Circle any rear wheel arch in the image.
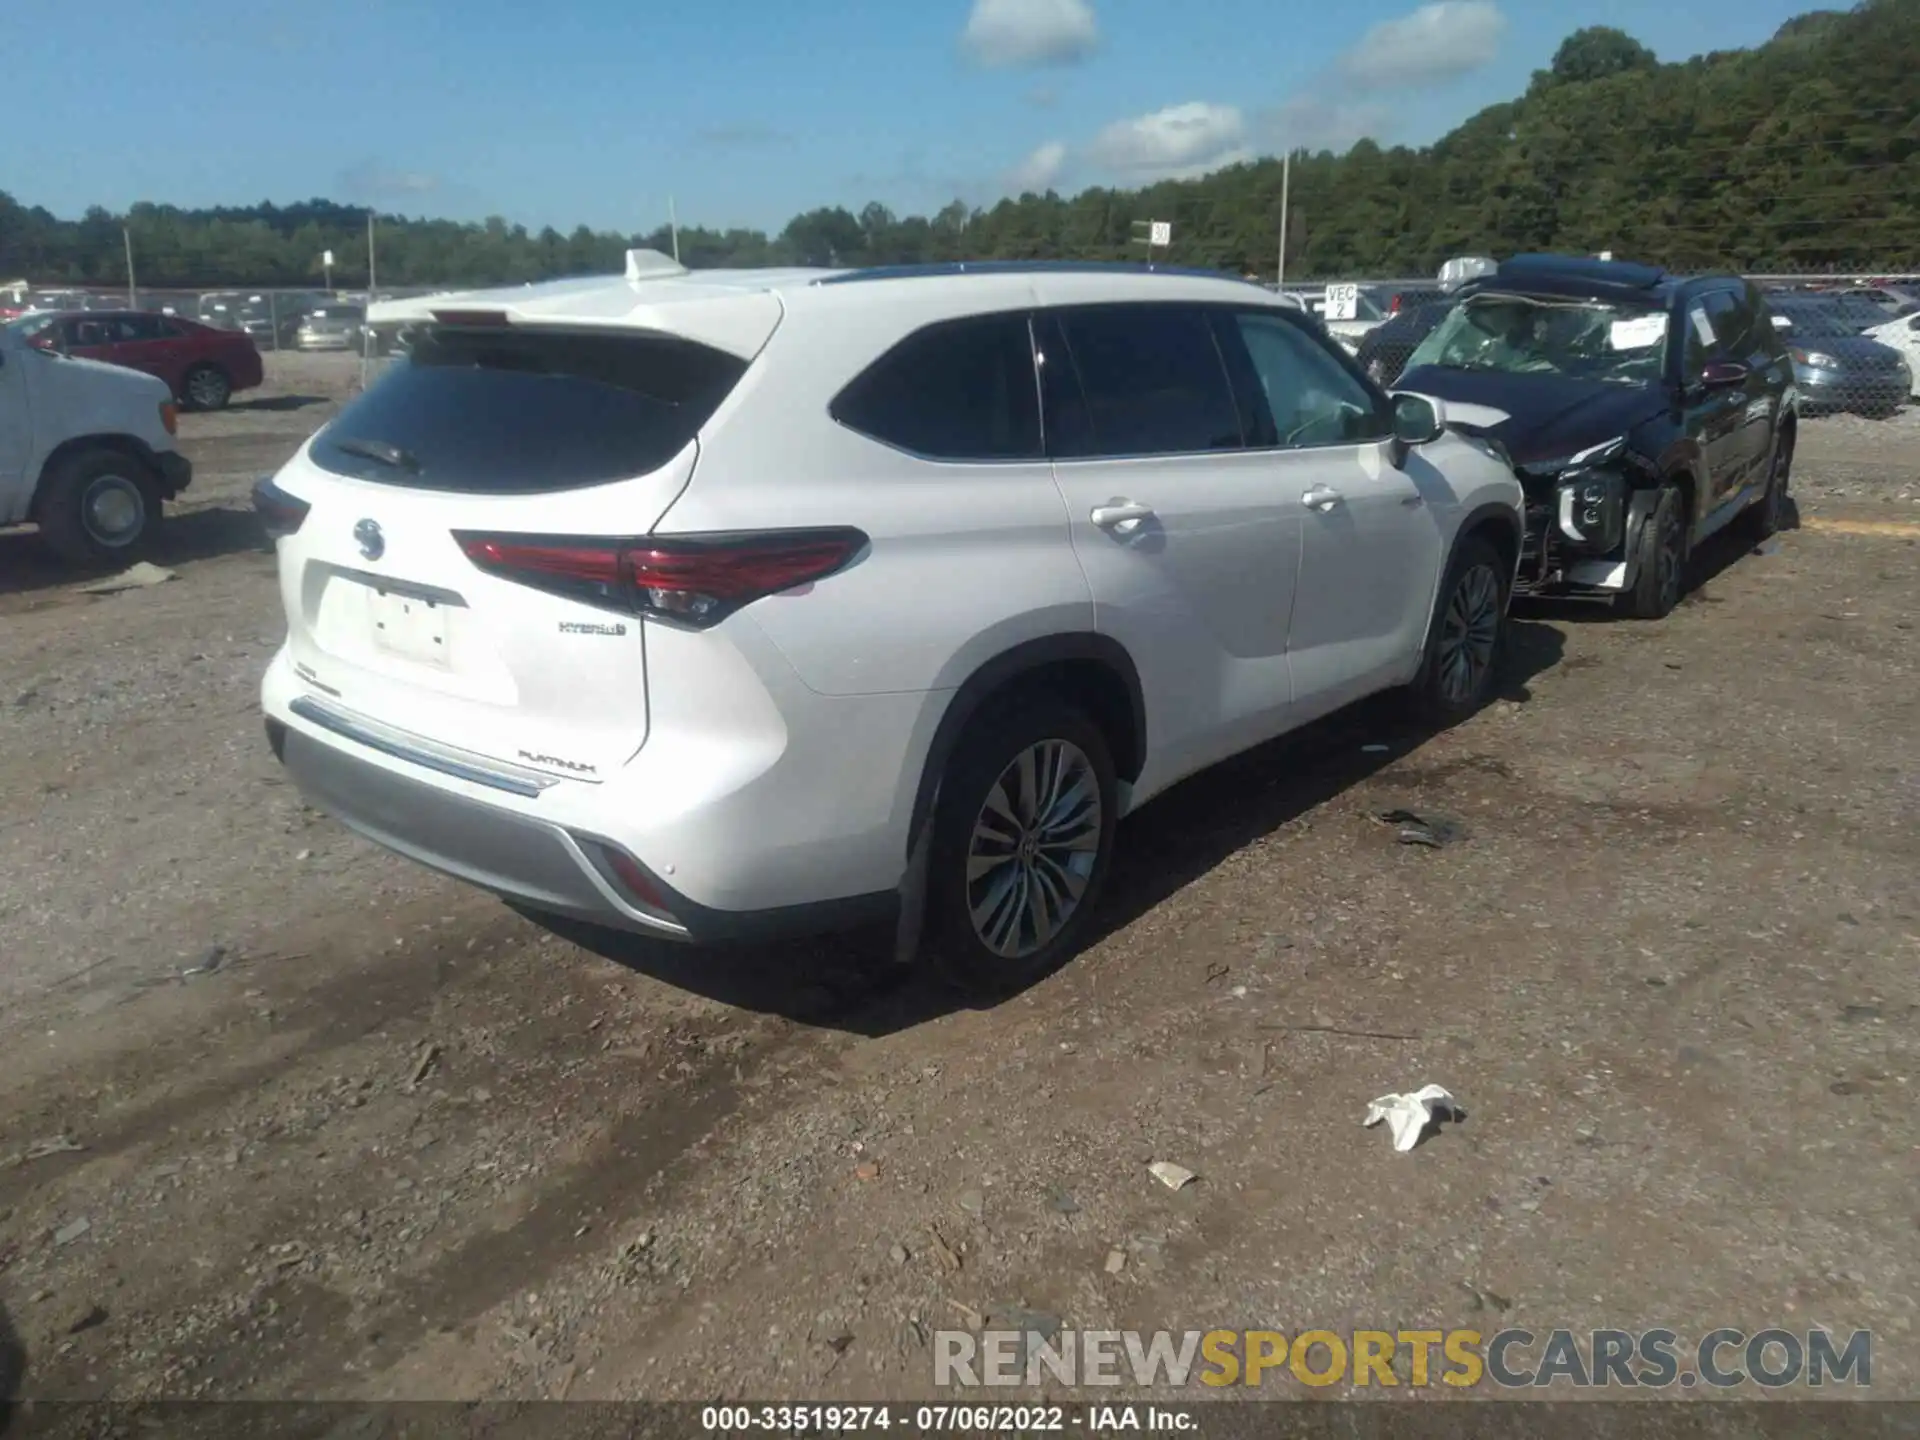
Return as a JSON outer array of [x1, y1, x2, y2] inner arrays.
[[907, 634, 1146, 859]]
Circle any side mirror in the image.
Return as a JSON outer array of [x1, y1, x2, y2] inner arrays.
[[1390, 392, 1445, 445], [1699, 360, 1750, 389], [1387, 392, 1444, 469]]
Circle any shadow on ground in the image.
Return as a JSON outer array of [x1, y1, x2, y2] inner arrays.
[[538, 616, 1567, 1030], [1516, 498, 1800, 628], [223, 393, 330, 414], [0, 506, 265, 598]]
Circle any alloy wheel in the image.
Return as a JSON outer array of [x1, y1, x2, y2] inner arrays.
[[1436, 563, 1502, 706], [965, 739, 1103, 961], [1658, 504, 1686, 610], [187, 368, 227, 408]]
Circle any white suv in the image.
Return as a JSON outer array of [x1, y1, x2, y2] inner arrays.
[[257, 253, 1523, 994]]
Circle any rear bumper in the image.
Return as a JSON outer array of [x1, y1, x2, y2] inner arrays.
[[155, 450, 193, 499], [259, 640, 926, 946], [267, 714, 897, 945]]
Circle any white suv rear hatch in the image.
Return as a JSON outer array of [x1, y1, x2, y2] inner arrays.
[[268, 313, 763, 781]]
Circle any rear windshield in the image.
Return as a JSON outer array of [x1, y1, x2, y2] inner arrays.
[[310, 327, 749, 493]]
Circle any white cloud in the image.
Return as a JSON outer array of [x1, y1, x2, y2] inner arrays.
[[1337, 0, 1506, 89], [1084, 102, 1252, 181], [962, 0, 1100, 68], [1007, 140, 1070, 192], [1262, 94, 1396, 153]]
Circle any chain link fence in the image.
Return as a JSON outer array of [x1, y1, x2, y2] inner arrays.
[[8, 267, 1917, 420]]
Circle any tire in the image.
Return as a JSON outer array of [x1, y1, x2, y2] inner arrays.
[[34, 449, 162, 568], [1408, 534, 1509, 727], [182, 363, 231, 411], [925, 696, 1119, 1000], [1740, 431, 1791, 543], [1621, 482, 1688, 620]]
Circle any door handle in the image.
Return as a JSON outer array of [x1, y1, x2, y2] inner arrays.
[[1302, 485, 1344, 512], [1091, 500, 1155, 533]]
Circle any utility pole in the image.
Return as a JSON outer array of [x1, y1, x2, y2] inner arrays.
[[669, 196, 681, 264], [1276, 150, 1291, 289], [123, 226, 136, 306], [363, 210, 378, 386]]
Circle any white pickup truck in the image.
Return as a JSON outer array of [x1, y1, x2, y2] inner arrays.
[[0, 312, 193, 565]]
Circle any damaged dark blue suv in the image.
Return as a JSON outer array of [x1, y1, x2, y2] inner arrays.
[[1395, 254, 1796, 619]]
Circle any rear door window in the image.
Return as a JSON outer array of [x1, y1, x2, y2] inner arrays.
[[1047, 304, 1244, 459], [310, 328, 748, 493], [829, 313, 1041, 461]]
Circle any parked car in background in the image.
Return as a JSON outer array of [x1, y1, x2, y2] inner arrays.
[[1839, 283, 1920, 318], [1288, 286, 1389, 352], [1, 311, 193, 565], [1802, 288, 1904, 334], [1396, 254, 1796, 619], [1865, 310, 1920, 398], [257, 254, 1523, 995], [27, 309, 264, 411], [1768, 297, 1912, 416], [295, 304, 367, 352]]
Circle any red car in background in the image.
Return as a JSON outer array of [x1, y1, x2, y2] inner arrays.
[[25, 309, 263, 411]]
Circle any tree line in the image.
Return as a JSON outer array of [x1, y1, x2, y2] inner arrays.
[[2, 0, 1915, 292]]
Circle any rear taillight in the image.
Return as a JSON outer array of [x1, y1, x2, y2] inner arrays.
[[252, 475, 311, 540], [453, 528, 868, 629]]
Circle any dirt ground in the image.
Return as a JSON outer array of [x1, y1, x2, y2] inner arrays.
[[0, 353, 1916, 1407]]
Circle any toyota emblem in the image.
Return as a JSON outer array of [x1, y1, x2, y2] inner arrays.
[[353, 518, 385, 561]]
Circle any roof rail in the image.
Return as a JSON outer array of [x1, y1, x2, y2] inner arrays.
[[813, 260, 1245, 287], [1499, 253, 1667, 288]]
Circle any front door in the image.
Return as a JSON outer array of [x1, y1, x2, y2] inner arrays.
[[1680, 294, 1752, 521], [1036, 302, 1303, 798], [1222, 307, 1444, 717]]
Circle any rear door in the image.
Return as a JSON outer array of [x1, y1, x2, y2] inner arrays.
[[1038, 301, 1301, 788], [270, 323, 753, 779]]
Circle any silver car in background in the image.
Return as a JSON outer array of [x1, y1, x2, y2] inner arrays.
[[295, 305, 366, 352]]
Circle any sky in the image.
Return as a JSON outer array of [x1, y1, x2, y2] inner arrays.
[[11, 0, 1818, 236]]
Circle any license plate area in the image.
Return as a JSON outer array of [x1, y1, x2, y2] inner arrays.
[[370, 587, 449, 667]]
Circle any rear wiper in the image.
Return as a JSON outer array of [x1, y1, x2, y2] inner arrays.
[[332, 437, 421, 473]]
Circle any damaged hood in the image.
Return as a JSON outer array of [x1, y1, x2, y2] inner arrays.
[[1395, 365, 1665, 472]]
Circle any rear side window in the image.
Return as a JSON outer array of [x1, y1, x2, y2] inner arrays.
[[311, 328, 747, 493], [830, 313, 1041, 461], [1048, 305, 1244, 459]]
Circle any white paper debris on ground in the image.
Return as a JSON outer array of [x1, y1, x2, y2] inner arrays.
[[1363, 1084, 1456, 1152], [76, 562, 177, 596], [1147, 1161, 1197, 1191]]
